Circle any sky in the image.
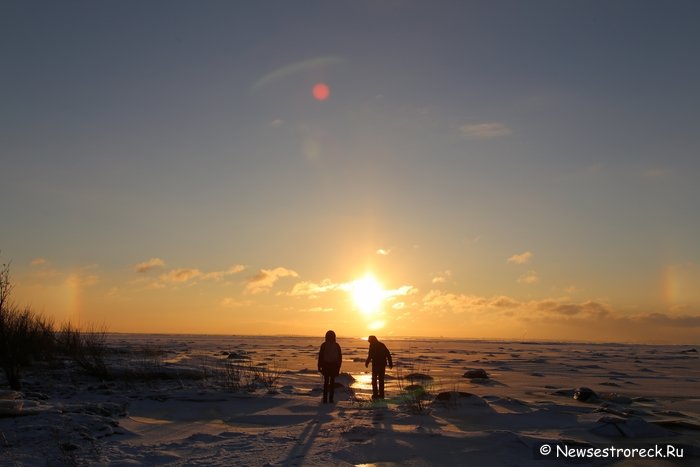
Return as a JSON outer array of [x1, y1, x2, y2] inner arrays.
[[2, 1, 699, 343]]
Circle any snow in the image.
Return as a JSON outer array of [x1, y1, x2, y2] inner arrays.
[[1, 335, 698, 465]]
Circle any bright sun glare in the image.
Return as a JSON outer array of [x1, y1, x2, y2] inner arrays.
[[351, 275, 385, 316]]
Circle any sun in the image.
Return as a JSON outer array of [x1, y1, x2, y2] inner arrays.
[[351, 274, 385, 316]]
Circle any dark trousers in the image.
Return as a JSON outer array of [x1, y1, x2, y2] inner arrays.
[[371, 366, 386, 398], [323, 375, 335, 402]]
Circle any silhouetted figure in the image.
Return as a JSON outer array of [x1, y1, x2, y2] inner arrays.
[[317, 330, 342, 403], [365, 335, 392, 399]]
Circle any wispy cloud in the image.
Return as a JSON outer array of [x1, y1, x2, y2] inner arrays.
[[425, 290, 613, 316], [202, 265, 246, 281], [289, 279, 341, 298], [220, 297, 253, 308], [288, 277, 416, 304], [422, 290, 488, 312], [376, 248, 392, 256], [134, 258, 165, 273], [138, 262, 245, 288], [421, 291, 608, 318], [460, 122, 512, 139], [161, 268, 202, 283], [517, 270, 540, 284], [508, 251, 533, 264], [26, 261, 95, 286], [431, 270, 452, 284], [245, 267, 299, 294], [418, 290, 700, 341], [161, 265, 245, 284], [301, 306, 334, 313], [535, 299, 609, 317], [65, 270, 99, 288], [384, 285, 417, 300], [489, 296, 521, 308], [632, 312, 700, 327]]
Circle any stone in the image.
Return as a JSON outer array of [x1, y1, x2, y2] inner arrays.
[[463, 369, 489, 379], [573, 387, 598, 402]]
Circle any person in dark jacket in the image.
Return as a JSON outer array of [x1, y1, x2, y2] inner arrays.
[[317, 330, 342, 403], [364, 335, 392, 399]]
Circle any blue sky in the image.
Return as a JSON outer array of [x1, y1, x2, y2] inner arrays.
[[2, 1, 699, 342]]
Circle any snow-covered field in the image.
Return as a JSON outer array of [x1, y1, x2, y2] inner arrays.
[[1, 335, 699, 466]]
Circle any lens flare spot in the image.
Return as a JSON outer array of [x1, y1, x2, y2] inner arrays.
[[312, 82, 330, 101]]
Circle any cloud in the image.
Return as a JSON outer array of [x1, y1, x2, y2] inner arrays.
[[65, 271, 99, 288], [135, 258, 165, 273], [421, 291, 598, 317], [161, 268, 202, 283], [508, 251, 533, 264], [422, 290, 488, 312], [631, 313, 700, 327], [460, 122, 512, 139], [288, 277, 416, 305], [30, 267, 62, 280], [489, 296, 521, 308], [269, 119, 284, 128], [535, 299, 610, 318], [289, 279, 341, 298], [376, 248, 392, 256], [302, 306, 334, 313], [417, 288, 700, 341], [24, 262, 95, 287], [141, 263, 245, 288], [202, 265, 246, 281], [384, 285, 417, 300], [529, 301, 700, 329], [245, 267, 299, 294], [431, 270, 452, 284], [220, 297, 253, 308], [518, 270, 539, 284]]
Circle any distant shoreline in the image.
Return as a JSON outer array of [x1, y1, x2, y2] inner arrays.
[[102, 332, 700, 347]]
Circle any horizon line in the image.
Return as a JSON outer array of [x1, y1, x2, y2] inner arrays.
[[101, 331, 699, 347]]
